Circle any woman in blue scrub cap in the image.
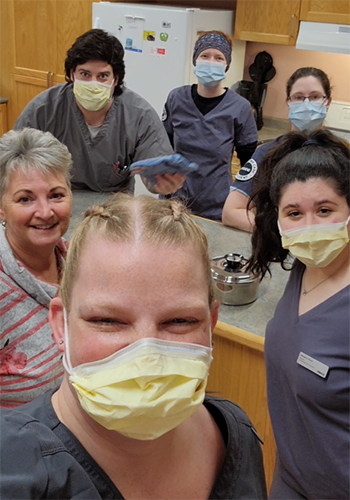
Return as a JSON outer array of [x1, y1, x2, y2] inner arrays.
[[162, 31, 258, 222]]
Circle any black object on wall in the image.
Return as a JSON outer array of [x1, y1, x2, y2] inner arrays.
[[234, 51, 276, 131]]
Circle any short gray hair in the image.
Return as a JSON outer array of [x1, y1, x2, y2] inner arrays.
[[0, 128, 72, 199]]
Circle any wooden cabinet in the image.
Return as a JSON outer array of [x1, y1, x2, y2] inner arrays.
[[300, 0, 350, 24], [6, 0, 94, 127], [207, 323, 276, 491], [234, 0, 301, 45], [234, 0, 350, 44], [0, 102, 8, 137]]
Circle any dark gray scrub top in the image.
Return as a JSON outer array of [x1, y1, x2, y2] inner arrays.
[[14, 84, 173, 192]]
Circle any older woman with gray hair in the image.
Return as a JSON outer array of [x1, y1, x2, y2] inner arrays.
[[0, 128, 72, 408]]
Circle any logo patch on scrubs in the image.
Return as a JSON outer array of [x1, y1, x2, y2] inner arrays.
[[235, 158, 258, 182], [161, 107, 167, 121]]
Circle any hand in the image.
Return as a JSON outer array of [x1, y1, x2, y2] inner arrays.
[[153, 173, 186, 195]]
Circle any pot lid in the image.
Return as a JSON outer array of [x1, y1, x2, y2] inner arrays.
[[211, 253, 258, 284]]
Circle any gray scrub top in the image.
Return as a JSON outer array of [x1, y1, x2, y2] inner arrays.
[[14, 84, 173, 192]]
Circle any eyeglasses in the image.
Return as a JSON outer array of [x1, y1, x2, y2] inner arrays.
[[288, 94, 327, 103]]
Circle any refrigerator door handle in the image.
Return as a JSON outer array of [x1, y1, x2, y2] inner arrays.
[[125, 15, 146, 21]]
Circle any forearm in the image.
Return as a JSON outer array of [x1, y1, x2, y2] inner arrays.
[[222, 208, 255, 232]]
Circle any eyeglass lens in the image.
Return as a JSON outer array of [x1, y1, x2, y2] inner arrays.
[[289, 95, 326, 103]]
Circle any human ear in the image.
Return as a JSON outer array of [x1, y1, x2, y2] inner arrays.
[[326, 97, 332, 111], [49, 297, 65, 353], [0, 204, 5, 222]]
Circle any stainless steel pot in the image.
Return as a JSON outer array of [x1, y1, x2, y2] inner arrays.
[[211, 253, 260, 306]]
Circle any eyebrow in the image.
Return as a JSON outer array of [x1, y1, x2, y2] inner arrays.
[[78, 68, 111, 74], [282, 199, 338, 210], [13, 186, 67, 196]]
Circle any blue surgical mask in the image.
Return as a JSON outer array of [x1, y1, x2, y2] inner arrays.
[[194, 61, 226, 88], [288, 100, 327, 131]]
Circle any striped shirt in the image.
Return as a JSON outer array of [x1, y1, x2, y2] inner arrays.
[[0, 226, 67, 408]]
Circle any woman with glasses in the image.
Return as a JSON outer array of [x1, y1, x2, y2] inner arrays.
[[222, 67, 332, 231]]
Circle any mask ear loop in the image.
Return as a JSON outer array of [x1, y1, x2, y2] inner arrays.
[[63, 308, 74, 375], [209, 326, 214, 349]]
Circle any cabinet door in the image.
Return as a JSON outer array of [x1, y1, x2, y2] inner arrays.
[[9, 0, 93, 123], [10, 74, 48, 127], [54, 0, 94, 81], [235, 0, 301, 45], [12, 0, 56, 78], [0, 103, 8, 137], [300, 0, 350, 24], [12, 0, 93, 81]]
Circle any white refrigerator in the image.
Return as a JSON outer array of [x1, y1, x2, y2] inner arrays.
[[92, 2, 246, 117]]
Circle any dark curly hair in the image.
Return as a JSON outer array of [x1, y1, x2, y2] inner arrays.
[[247, 129, 350, 278], [64, 29, 125, 97]]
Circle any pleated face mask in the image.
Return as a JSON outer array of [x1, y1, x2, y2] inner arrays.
[[288, 100, 327, 132], [73, 78, 114, 111], [194, 61, 226, 88], [63, 312, 213, 440], [278, 216, 350, 268]]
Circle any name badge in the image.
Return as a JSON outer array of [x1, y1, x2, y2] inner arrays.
[[297, 352, 329, 378]]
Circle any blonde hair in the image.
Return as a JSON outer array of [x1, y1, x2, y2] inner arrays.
[[60, 194, 214, 309]]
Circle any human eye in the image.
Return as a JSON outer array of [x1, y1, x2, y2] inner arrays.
[[78, 71, 90, 79], [309, 94, 324, 102], [50, 190, 67, 201], [162, 317, 200, 335], [290, 95, 304, 103], [18, 196, 32, 204], [287, 210, 302, 218], [318, 207, 332, 216], [88, 316, 128, 330], [168, 318, 196, 324]]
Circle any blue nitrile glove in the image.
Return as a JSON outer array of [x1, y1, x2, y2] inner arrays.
[[130, 154, 198, 187]]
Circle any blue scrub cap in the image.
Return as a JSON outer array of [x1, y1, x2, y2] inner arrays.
[[192, 32, 232, 70]]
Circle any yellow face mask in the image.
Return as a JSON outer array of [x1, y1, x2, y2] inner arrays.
[[63, 314, 213, 440], [279, 216, 350, 268], [73, 78, 114, 112]]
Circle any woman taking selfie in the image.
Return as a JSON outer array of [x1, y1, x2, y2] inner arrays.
[[0, 194, 267, 499], [248, 129, 349, 499], [0, 128, 72, 407]]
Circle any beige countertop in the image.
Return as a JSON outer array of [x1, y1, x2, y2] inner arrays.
[[68, 191, 289, 338], [257, 116, 291, 144]]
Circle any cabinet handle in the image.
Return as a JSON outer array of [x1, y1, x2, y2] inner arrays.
[[289, 14, 297, 39], [46, 72, 54, 88]]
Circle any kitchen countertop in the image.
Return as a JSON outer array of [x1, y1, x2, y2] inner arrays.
[[68, 190, 289, 338], [258, 116, 291, 144]]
